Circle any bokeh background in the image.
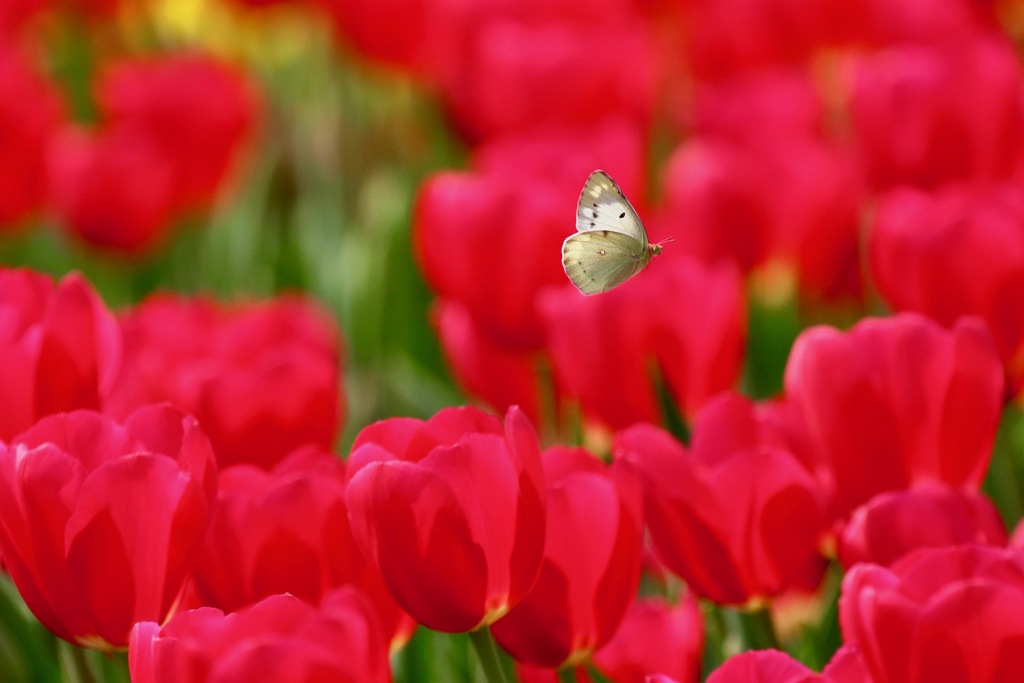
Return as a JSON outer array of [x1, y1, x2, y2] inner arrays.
[[6, 0, 1024, 681]]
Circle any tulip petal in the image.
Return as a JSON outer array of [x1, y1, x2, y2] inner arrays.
[[348, 458, 489, 632], [66, 454, 208, 644]]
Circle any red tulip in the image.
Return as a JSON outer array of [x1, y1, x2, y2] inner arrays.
[[704, 644, 873, 682], [0, 0, 43, 34], [592, 595, 704, 683], [869, 183, 1024, 395], [363, 0, 653, 93], [346, 406, 545, 633], [614, 393, 829, 605], [688, 68, 825, 145], [434, 300, 546, 423], [0, 406, 217, 649], [472, 118, 647, 193], [847, 0, 993, 47], [48, 53, 258, 253], [849, 38, 1024, 189], [189, 446, 412, 645], [129, 588, 391, 683], [708, 650, 821, 683], [317, 0, 432, 74], [659, 135, 864, 301], [541, 256, 745, 431], [0, 268, 121, 441], [822, 644, 876, 683], [416, 169, 570, 350], [416, 120, 646, 421], [0, 44, 65, 227], [491, 446, 643, 668], [47, 125, 178, 252], [678, 0, 823, 80], [107, 293, 343, 469], [96, 53, 258, 210], [838, 485, 1007, 568], [840, 544, 1024, 683], [433, 13, 656, 141], [783, 314, 1003, 517], [190, 446, 355, 611], [515, 593, 703, 683], [1010, 519, 1024, 549], [674, 0, 988, 80], [473, 18, 656, 137], [417, 121, 646, 350]]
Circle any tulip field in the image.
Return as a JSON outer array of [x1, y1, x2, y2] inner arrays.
[[4, 1, 1024, 682]]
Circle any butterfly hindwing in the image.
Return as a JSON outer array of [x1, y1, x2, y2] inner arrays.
[[562, 230, 648, 295], [575, 170, 648, 245]]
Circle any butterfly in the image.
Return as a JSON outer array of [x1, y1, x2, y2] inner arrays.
[[562, 170, 666, 295]]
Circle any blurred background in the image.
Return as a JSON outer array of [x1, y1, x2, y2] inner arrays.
[[1, 0, 480, 453], [4, 0, 1024, 448], [5, 0, 1024, 678]]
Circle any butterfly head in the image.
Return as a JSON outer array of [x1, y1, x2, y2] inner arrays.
[[650, 236, 674, 256]]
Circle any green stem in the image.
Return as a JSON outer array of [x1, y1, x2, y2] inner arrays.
[[585, 663, 613, 683], [468, 628, 510, 683], [985, 405, 1024, 527], [534, 353, 561, 447], [742, 284, 801, 400], [557, 666, 578, 683], [649, 359, 690, 445], [738, 605, 780, 651], [57, 640, 98, 683], [701, 603, 732, 678]]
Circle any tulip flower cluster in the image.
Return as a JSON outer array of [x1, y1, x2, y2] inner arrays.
[[5, 0, 1024, 682], [1, 13, 257, 252]]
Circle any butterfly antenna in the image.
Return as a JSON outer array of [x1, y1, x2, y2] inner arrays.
[[655, 236, 675, 247]]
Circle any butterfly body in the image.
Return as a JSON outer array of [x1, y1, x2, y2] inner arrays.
[[562, 170, 663, 295]]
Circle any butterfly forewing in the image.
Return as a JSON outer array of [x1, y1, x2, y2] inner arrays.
[[562, 230, 649, 295], [575, 170, 648, 246]]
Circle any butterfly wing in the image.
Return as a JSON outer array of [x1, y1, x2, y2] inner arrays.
[[575, 170, 648, 248], [562, 230, 650, 295]]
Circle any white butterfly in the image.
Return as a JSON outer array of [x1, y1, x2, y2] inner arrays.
[[562, 170, 666, 295]]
